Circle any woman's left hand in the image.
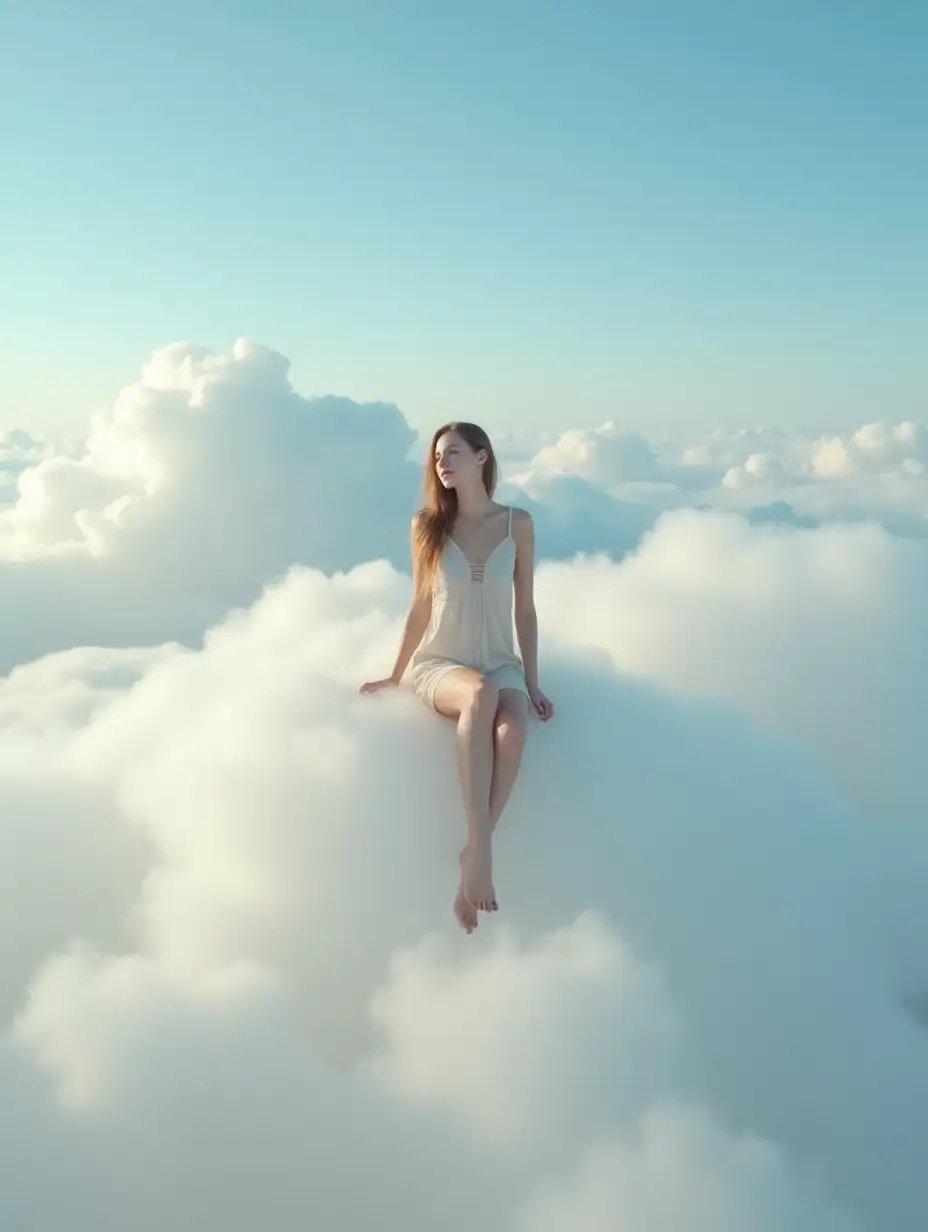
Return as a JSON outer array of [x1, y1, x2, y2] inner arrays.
[[528, 685, 555, 722]]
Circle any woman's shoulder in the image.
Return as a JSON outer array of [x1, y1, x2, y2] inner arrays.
[[411, 507, 435, 531], [506, 505, 533, 531]]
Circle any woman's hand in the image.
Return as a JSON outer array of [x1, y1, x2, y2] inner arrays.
[[528, 684, 554, 722], [359, 677, 399, 695]]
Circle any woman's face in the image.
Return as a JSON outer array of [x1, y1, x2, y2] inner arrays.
[[434, 431, 486, 489]]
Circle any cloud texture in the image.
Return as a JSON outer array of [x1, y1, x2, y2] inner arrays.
[[2, 339, 927, 1230]]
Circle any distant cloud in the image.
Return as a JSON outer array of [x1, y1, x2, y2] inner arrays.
[[0, 429, 50, 507], [1, 340, 925, 672], [746, 500, 819, 529], [525, 422, 659, 485], [721, 452, 792, 490], [810, 421, 927, 479]]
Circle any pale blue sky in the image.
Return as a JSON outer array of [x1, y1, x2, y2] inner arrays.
[[2, 0, 925, 437]]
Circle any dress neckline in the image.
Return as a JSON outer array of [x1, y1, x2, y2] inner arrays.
[[446, 534, 510, 572], [446, 506, 512, 571]]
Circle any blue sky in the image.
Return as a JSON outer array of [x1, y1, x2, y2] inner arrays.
[[2, 0, 925, 437]]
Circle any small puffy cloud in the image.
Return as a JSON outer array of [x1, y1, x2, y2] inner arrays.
[[668, 426, 799, 480], [810, 421, 928, 479], [515, 418, 928, 542], [721, 452, 791, 489], [662, 423, 928, 531], [525, 422, 659, 485]]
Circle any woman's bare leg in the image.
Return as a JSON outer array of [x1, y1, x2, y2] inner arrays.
[[454, 692, 528, 928], [432, 669, 499, 921], [488, 689, 530, 830]]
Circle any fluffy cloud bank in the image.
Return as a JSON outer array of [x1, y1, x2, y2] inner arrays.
[[520, 419, 928, 539], [4, 338, 925, 675], [4, 560, 926, 1230], [1, 339, 927, 1230]]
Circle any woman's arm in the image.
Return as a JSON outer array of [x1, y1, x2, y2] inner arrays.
[[388, 595, 432, 683], [386, 514, 433, 684], [512, 510, 539, 689], [513, 510, 554, 720]]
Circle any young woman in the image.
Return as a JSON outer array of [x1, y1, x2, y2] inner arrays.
[[360, 421, 554, 934]]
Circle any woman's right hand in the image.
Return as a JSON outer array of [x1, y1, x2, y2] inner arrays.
[[358, 676, 399, 695]]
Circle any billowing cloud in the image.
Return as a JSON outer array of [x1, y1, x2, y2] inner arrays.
[[1, 339, 927, 1228], [0, 341, 417, 670], [2, 342, 926, 675], [536, 509, 928, 821], [0, 345, 664, 674], [2, 543, 928, 1230]]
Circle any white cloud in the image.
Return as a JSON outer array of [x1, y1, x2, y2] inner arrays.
[[364, 911, 684, 1150], [810, 421, 928, 479], [0, 428, 51, 508], [0, 340, 418, 670], [5, 948, 498, 1232], [2, 342, 926, 676], [525, 423, 659, 485], [2, 550, 928, 1229], [0, 345, 667, 677], [721, 451, 791, 489], [537, 508, 928, 821], [515, 1106, 863, 1232], [2, 339, 928, 1229], [514, 418, 928, 540], [502, 473, 660, 560]]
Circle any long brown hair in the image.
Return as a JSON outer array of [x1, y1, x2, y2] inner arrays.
[[413, 421, 498, 597]]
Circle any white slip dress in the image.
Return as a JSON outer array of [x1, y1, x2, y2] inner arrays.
[[407, 506, 529, 708]]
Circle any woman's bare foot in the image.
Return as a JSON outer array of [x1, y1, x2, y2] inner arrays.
[[462, 834, 497, 913], [454, 849, 478, 934]]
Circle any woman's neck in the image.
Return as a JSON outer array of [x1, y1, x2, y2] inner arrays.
[[453, 486, 494, 520]]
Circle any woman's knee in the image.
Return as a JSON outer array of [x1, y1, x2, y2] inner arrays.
[[464, 675, 500, 720], [495, 693, 529, 744]]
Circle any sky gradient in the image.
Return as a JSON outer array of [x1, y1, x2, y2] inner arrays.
[[2, 0, 925, 437]]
